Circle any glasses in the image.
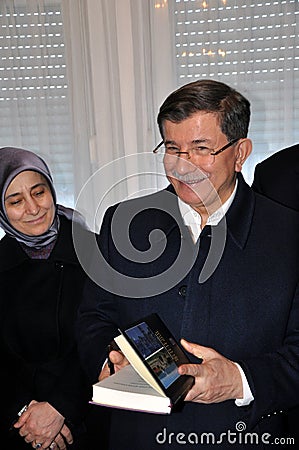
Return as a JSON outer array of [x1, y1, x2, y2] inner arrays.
[[153, 138, 239, 160]]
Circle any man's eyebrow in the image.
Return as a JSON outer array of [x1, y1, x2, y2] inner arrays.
[[164, 139, 211, 146], [164, 140, 178, 146], [4, 182, 47, 201]]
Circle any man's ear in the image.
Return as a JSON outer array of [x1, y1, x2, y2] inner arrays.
[[235, 138, 252, 172]]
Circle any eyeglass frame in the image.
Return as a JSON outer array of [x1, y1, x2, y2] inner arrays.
[[153, 137, 240, 158]]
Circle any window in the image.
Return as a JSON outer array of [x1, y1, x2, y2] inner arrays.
[[0, 0, 74, 206], [171, 0, 299, 182]]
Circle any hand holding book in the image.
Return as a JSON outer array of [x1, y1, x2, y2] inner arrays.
[[94, 316, 247, 412], [92, 314, 195, 414], [178, 339, 244, 404], [99, 343, 128, 381]]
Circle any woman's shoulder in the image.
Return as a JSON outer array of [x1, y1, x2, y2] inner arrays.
[[0, 235, 27, 272], [54, 214, 97, 265]]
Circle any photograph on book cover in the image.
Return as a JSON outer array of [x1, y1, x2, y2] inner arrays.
[[125, 321, 180, 389]]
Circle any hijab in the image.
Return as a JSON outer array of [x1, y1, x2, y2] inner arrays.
[[0, 146, 87, 248]]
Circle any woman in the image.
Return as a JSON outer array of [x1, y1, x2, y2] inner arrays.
[[0, 147, 103, 449]]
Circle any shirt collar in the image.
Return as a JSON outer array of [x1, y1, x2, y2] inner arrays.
[[178, 179, 238, 242]]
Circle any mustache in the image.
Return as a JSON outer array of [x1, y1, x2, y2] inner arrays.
[[167, 169, 210, 185]]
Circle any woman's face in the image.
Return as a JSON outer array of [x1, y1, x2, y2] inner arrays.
[[4, 170, 55, 236]]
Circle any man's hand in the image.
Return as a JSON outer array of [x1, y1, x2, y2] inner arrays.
[[99, 350, 129, 381], [178, 339, 243, 403]]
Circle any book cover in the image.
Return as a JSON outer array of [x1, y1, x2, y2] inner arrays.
[[92, 313, 194, 414]]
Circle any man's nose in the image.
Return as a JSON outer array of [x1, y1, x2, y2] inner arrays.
[[176, 151, 190, 159], [173, 152, 196, 174]]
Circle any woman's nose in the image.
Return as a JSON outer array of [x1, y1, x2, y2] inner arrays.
[[25, 197, 39, 215]]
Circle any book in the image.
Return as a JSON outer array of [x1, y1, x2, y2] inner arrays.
[[92, 313, 194, 414]]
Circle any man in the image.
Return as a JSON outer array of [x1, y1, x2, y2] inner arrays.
[[252, 144, 299, 211], [252, 143, 299, 446], [77, 80, 299, 449]]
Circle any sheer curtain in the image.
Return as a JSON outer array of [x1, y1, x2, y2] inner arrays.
[[66, 0, 176, 229]]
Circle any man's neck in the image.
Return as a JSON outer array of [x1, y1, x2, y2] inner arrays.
[[178, 180, 238, 242]]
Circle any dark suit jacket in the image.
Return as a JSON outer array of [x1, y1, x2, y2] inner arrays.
[[78, 174, 299, 449], [252, 144, 299, 211]]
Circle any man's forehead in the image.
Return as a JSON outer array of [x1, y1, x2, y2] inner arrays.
[[163, 113, 222, 141]]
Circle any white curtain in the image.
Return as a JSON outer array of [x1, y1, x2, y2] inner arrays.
[[65, 0, 177, 229]]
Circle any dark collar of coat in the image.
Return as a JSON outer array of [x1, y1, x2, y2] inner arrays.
[[0, 215, 82, 272], [225, 172, 255, 250]]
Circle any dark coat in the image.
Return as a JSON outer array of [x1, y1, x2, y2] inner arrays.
[[77, 174, 299, 449], [252, 144, 299, 211], [252, 143, 299, 446], [0, 216, 95, 447]]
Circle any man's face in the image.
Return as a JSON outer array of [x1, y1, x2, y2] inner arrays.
[[163, 112, 245, 215]]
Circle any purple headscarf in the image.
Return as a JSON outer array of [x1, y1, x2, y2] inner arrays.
[[0, 146, 86, 248]]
